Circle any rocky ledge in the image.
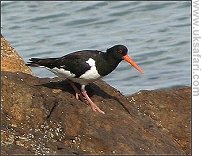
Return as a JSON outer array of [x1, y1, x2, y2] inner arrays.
[[1, 35, 191, 155]]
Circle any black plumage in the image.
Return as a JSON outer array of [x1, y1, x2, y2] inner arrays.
[[27, 47, 124, 78]]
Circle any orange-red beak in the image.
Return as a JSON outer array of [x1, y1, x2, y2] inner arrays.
[[123, 55, 144, 74]]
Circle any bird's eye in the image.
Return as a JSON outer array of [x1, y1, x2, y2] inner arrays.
[[117, 50, 122, 54]]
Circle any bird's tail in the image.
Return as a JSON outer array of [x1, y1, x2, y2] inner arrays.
[[26, 58, 57, 68]]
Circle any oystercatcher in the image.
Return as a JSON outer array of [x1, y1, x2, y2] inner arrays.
[[27, 45, 143, 114]]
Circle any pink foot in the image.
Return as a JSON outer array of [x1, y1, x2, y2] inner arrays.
[[76, 92, 88, 103], [68, 80, 85, 102], [75, 92, 79, 100], [81, 91, 105, 114]]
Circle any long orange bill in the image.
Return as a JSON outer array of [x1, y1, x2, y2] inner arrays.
[[122, 55, 144, 74]]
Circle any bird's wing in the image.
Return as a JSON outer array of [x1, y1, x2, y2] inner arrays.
[[56, 50, 101, 78], [27, 50, 103, 78]]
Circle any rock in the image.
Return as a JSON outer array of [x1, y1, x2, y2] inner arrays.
[[1, 71, 186, 155], [127, 87, 191, 154], [1, 34, 32, 74]]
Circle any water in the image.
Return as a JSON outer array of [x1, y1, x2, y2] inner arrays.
[[1, 1, 191, 95]]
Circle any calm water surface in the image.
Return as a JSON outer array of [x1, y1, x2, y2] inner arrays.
[[1, 1, 191, 95]]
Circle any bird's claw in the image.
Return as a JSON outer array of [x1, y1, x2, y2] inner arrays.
[[91, 103, 105, 114], [76, 93, 88, 103]]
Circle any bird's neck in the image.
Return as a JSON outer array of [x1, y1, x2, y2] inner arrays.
[[103, 52, 121, 63], [96, 52, 121, 76]]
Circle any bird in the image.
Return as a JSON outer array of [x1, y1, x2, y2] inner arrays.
[[27, 45, 143, 114]]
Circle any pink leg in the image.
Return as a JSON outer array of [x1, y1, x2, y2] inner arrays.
[[81, 85, 105, 114], [67, 80, 85, 102]]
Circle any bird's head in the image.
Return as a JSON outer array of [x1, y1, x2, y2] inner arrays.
[[107, 45, 144, 74]]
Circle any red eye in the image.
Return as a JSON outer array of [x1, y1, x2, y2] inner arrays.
[[118, 50, 122, 54]]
